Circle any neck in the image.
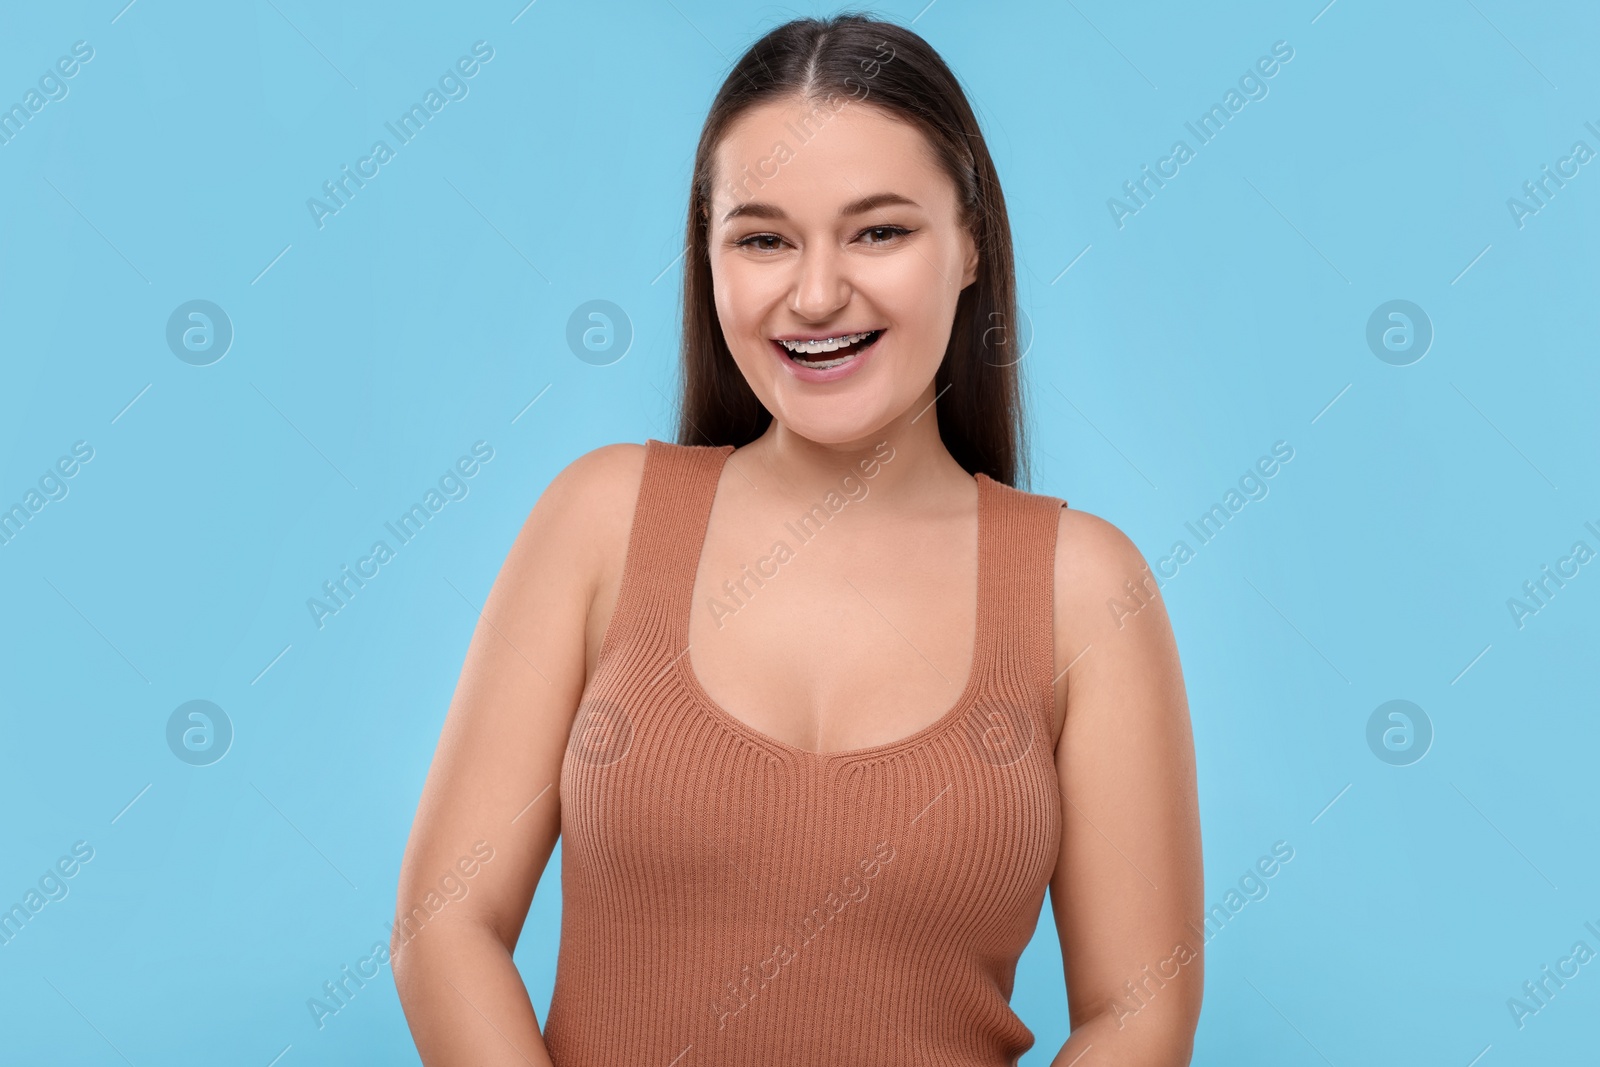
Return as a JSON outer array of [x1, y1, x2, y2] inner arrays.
[[738, 388, 971, 510]]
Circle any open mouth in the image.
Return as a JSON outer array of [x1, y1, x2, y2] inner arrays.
[[772, 329, 884, 369]]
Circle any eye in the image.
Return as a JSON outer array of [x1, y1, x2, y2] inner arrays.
[[733, 233, 786, 252], [858, 225, 913, 246]]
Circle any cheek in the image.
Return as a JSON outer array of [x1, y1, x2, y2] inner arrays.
[[710, 264, 778, 384], [883, 241, 960, 310], [711, 256, 775, 335], [868, 258, 957, 349]]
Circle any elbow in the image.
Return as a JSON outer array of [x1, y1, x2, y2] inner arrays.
[[1145, 990, 1203, 1067], [1134, 978, 1202, 1066], [387, 912, 447, 994], [389, 905, 427, 972], [1161, 1024, 1197, 1067], [1105, 1006, 1200, 1067], [1081, 972, 1203, 1066], [389, 921, 420, 997], [388, 910, 511, 991]]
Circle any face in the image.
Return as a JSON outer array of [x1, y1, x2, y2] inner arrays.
[[706, 94, 979, 446]]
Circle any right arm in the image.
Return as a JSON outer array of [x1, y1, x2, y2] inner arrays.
[[390, 442, 644, 1064]]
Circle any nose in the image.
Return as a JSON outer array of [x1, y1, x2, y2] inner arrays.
[[787, 243, 851, 322]]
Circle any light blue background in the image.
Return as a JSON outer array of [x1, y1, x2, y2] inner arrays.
[[2, 1, 1596, 1063]]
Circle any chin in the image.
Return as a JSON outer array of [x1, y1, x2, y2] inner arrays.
[[767, 400, 895, 447]]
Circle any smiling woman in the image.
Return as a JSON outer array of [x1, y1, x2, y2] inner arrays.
[[393, 12, 1203, 1067], [682, 45, 1013, 468]]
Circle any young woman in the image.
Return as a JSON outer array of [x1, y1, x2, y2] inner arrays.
[[393, 13, 1203, 1066]]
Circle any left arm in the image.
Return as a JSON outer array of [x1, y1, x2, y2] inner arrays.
[[1046, 507, 1204, 1065]]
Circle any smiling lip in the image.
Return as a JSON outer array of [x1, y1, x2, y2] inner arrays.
[[770, 329, 884, 342], [768, 329, 884, 383]]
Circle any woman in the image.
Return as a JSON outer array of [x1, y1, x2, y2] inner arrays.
[[393, 13, 1203, 1065]]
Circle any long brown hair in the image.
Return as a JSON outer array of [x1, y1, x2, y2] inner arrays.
[[674, 12, 1028, 488]]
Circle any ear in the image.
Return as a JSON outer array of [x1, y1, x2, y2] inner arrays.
[[959, 227, 980, 290]]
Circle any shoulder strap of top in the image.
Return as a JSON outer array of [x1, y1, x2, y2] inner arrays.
[[975, 477, 1070, 752], [596, 437, 733, 665], [600, 440, 1069, 750]]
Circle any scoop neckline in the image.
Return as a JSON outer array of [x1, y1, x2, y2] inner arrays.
[[674, 443, 993, 763]]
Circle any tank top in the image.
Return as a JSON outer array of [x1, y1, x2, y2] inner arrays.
[[543, 439, 1067, 1066]]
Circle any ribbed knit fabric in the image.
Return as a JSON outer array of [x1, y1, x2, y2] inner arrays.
[[543, 439, 1067, 1066]]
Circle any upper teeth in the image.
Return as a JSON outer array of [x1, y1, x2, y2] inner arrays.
[[778, 331, 874, 355]]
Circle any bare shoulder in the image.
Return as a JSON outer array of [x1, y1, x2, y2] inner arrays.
[[533, 441, 647, 536], [522, 441, 648, 595], [514, 442, 650, 679], [536, 440, 647, 516], [1049, 504, 1180, 736], [1052, 505, 1153, 617]]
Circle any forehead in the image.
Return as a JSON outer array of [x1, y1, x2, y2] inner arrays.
[[709, 96, 951, 222]]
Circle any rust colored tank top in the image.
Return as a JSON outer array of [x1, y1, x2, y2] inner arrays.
[[544, 439, 1067, 1066]]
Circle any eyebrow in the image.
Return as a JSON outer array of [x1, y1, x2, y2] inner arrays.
[[720, 191, 920, 224]]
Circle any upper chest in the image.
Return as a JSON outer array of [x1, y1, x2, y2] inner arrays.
[[683, 495, 980, 755], [581, 444, 1070, 758]]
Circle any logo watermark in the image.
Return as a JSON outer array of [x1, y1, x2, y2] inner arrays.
[[961, 697, 1036, 767], [0, 840, 95, 949], [307, 41, 495, 229], [1108, 440, 1295, 625], [716, 40, 897, 208], [388, 840, 497, 951], [1108, 41, 1295, 230], [567, 696, 634, 767], [165, 300, 234, 365], [1506, 917, 1600, 1030], [0, 40, 94, 149], [307, 440, 495, 630], [166, 699, 234, 766], [1365, 699, 1432, 767], [0, 440, 95, 550], [566, 299, 632, 366], [305, 941, 392, 1030], [1506, 521, 1599, 630], [1365, 300, 1432, 366], [708, 839, 895, 1032], [703, 440, 896, 630], [1507, 120, 1600, 230], [1113, 839, 1294, 1029]]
